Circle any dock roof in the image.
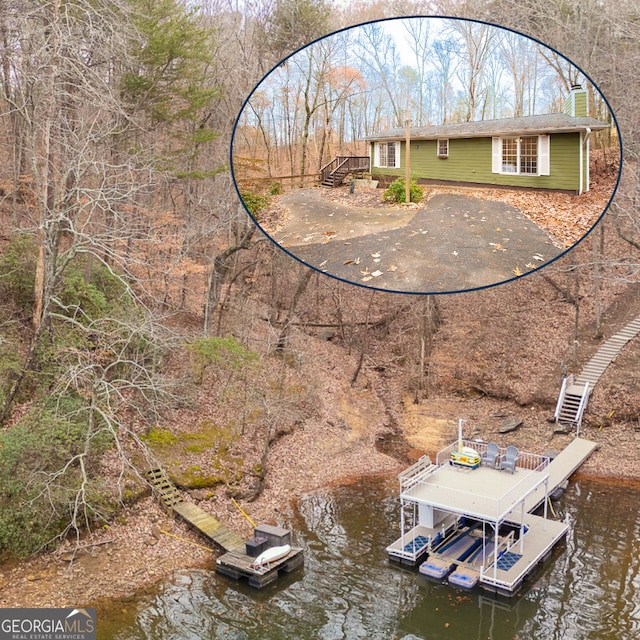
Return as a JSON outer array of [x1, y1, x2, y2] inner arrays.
[[401, 463, 549, 523]]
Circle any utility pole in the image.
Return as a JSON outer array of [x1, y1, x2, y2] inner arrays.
[[405, 110, 411, 203]]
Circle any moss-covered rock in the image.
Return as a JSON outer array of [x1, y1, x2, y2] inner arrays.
[[142, 421, 245, 490]]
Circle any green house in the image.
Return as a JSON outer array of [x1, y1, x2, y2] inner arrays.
[[366, 87, 610, 195]]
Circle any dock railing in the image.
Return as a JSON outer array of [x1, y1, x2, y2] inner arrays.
[[399, 455, 437, 491], [435, 440, 549, 473], [574, 381, 590, 436], [402, 441, 551, 521]]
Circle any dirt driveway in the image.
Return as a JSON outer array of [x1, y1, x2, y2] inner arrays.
[[268, 189, 564, 293]]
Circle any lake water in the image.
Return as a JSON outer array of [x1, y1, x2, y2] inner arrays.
[[97, 476, 640, 639]]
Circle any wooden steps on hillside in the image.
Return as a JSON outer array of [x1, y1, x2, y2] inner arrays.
[[555, 315, 640, 431], [574, 316, 640, 389], [147, 467, 183, 508]]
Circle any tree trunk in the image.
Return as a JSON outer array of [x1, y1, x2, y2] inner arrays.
[[351, 290, 376, 386], [415, 295, 440, 402], [0, 319, 49, 424], [275, 266, 313, 353], [204, 221, 256, 335]]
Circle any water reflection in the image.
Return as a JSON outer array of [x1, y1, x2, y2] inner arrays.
[[100, 479, 640, 640]]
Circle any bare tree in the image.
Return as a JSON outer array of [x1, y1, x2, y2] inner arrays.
[[447, 19, 496, 122], [432, 37, 459, 124], [403, 17, 432, 125], [357, 22, 403, 127]]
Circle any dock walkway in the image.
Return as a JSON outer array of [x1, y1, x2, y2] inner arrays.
[[173, 501, 245, 551], [575, 316, 640, 389], [147, 467, 244, 552], [524, 437, 598, 513]]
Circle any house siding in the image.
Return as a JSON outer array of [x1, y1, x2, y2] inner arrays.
[[574, 92, 588, 118], [371, 132, 581, 192], [563, 89, 588, 118]]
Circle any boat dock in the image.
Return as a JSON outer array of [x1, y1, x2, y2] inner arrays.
[[147, 468, 303, 588], [387, 435, 598, 595], [478, 512, 568, 594], [147, 467, 244, 552], [215, 524, 305, 588]]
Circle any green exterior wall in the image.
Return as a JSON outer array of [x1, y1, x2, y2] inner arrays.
[[574, 92, 588, 118], [563, 90, 588, 118], [371, 132, 582, 192]]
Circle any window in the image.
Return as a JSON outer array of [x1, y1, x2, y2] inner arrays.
[[493, 135, 548, 176], [380, 142, 396, 167], [374, 141, 399, 168], [501, 137, 518, 173], [437, 139, 449, 158], [519, 136, 537, 174]]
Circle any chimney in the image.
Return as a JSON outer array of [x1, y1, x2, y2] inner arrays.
[[564, 84, 588, 118]]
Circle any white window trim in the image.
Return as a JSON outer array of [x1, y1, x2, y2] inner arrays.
[[491, 135, 550, 176], [437, 138, 449, 158], [373, 141, 401, 169]]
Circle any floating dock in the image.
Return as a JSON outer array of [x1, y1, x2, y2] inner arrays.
[[387, 435, 598, 595], [147, 469, 303, 588], [215, 524, 304, 588]]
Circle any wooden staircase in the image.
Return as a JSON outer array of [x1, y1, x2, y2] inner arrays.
[[555, 315, 640, 432], [574, 316, 640, 389], [147, 467, 183, 508], [320, 156, 370, 187]]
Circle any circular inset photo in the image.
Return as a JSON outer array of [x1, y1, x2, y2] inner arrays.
[[231, 16, 620, 294]]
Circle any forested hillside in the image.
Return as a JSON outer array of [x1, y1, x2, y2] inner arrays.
[[0, 0, 639, 564]]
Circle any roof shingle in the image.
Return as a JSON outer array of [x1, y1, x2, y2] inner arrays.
[[365, 112, 610, 141]]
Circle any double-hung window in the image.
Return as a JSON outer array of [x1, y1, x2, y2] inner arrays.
[[437, 139, 449, 158]]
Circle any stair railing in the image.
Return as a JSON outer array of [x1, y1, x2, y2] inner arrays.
[[574, 381, 590, 436], [320, 157, 339, 184], [554, 375, 571, 422], [332, 156, 350, 176], [320, 156, 371, 186]]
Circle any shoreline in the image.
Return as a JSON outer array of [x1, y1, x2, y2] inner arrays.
[[1, 373, 639, 610]]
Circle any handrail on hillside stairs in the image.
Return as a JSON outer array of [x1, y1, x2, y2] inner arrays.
[[574, 381, 590, 436], [554, 375, 590, 435], [554, 375, 571, 422]]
